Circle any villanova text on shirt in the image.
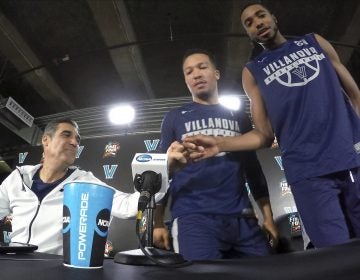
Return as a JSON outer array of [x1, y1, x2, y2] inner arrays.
[[182, 117, 241, 138]]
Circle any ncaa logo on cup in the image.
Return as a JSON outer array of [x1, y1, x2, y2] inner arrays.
[[63, 206, 71, 229], [136, 154, 152, 162], [96, 209, 111, 235]]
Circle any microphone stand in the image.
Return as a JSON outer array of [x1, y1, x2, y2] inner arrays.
[[144, 196, 155, 247], [114, 172, 185, 266]]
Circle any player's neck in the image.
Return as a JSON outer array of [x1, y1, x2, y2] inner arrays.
[[262, 32, 287, 50], [192, 92, 219, 105]]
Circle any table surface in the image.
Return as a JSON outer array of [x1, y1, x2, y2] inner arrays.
[[1, 240, 360, 280]]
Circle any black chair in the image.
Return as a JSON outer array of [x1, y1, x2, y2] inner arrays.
[[274, 212, 305, 253]]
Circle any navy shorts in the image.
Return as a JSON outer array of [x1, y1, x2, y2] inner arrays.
[[171, 213, 271, 261], [291, 167, 360, 248]]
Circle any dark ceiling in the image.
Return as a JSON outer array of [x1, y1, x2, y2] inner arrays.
[[0, 0, 359, 166]]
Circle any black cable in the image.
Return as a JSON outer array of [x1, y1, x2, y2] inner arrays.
[[135, 211, 192, 268]]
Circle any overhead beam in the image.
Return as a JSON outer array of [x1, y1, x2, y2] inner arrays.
[[0, 11, 75, 111], [334, 4, 360, 66], [0, 94, 42, 145], [87, 0, 155, 99], [0, 114, 42, 145]]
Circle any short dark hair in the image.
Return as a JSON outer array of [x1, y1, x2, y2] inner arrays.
[[43, 118, 79, 137], [240, 2, 272, 18], [182, 48, 217, 69]]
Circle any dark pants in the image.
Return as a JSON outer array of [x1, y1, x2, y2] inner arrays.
[[172, 213, 271, 261], [291, 167, 360, 248]]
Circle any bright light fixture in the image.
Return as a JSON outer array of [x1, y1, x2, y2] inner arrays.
[[219, 95, 241, 111], [108, 104, 135, 125]]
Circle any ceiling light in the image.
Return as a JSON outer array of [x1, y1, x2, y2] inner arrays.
[[219, 95, 241, 111], [108, 105, 135, 125]]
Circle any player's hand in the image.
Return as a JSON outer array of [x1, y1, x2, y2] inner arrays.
[[167, 141, 190, 174], [262, 218, 279, 249], [153, 227, 171, 250], [183, 135, 219, 161]]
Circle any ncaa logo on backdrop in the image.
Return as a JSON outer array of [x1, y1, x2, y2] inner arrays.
[[136, 154, 152, 162], [103, 142, 120, 158]]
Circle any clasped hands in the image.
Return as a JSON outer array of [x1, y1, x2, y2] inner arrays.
[[167, 135, 218, 174]]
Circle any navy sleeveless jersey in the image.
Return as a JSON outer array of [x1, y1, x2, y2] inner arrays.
[[160, 102, 261, 219], [246, 33, 360, 184]]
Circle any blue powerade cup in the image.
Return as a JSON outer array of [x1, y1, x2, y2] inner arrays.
[[63, 181, 115, 268]]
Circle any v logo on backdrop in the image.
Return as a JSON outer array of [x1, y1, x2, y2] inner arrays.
[[103, 165, 118, 179]]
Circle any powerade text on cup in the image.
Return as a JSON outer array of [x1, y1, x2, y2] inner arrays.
[[63, 182, 114, 268]]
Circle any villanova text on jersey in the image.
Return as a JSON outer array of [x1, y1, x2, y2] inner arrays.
[[261, 42, 326, 87], [182, 117, 241, 138]]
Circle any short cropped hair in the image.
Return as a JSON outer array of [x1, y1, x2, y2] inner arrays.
[[240, 2, 273, 18], [43, 118, 79, 137], [182, 48, 217, 69]]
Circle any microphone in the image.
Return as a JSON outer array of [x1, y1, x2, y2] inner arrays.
[[131, 153, 169, 212], [134, 171, 161, 211], [114, 153, 187, 266]]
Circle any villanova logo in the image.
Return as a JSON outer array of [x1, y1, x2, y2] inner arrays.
[[103, 165, 118, 179], [292, 65, 307, 80], [274, 156, 284, 170], [18, 152, 28, 164], [263, 46, 325, 87], [144, 139, 160, 152], [3, 231, 11, 243], [76, 146, 84, 159]]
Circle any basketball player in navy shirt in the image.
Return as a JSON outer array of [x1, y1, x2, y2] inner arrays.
[[185, 3, 360, 249], [153, 49, 278, 260]]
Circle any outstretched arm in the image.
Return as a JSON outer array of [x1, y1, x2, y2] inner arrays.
[[315, 34, 360, 116]]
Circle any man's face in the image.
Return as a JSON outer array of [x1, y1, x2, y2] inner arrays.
[[42, 122, 80, 166], [183, 53, 220, 100], [241, 4, 278, 45]]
